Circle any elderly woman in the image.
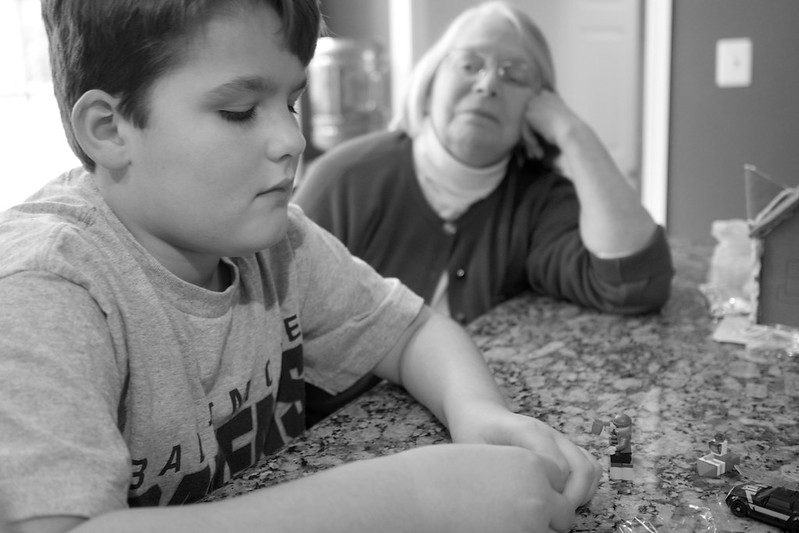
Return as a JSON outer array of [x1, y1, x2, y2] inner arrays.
[[294, 1, 673, 325]]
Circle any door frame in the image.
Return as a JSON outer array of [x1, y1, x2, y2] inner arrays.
[[641, 0, 672, 227]]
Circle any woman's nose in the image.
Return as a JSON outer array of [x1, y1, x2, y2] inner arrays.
[[473, 68, 500, 97]]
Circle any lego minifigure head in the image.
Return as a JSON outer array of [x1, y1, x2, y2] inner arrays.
[[612, 414, 632, 429]]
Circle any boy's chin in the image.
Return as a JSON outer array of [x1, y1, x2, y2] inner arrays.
[[214, 209, 290, 256], [240, 220, 289, 254]]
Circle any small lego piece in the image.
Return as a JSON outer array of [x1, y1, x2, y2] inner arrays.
[[696, 433, 741, 477], [591, 413, 634, 481]]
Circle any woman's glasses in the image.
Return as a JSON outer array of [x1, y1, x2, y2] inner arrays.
[[445, 49, 538, 88]]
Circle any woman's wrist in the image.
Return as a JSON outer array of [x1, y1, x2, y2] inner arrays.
[[555, 118, 596, 153]]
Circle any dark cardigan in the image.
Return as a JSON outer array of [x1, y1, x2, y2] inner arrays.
[[294, 130, 674, 325]]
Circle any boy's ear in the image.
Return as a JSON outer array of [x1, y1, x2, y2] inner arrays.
[[71, 89, 131, 171]]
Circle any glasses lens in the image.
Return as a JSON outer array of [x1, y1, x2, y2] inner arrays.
[[449, 51, 485, 76], [448, 50, 537, 88], [499, 62, 534, 86]]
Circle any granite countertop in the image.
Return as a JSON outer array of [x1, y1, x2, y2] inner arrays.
[[206, 241, 799, 532]]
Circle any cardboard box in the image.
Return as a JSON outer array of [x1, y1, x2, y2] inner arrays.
[[746, 166, 799, 329]]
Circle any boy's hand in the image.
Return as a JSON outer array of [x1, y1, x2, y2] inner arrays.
[[448, 403, 601, 509], [380, 312, 599, 515], [398, 443, 577, 533]]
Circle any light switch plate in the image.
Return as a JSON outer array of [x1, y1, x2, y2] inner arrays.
[[716, 38, 752, 88]]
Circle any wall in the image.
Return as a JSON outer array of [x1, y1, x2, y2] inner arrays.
[[320, 0, 390, 49], [668, 0, 799, 242]]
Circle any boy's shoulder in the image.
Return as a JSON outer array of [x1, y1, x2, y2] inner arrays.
[[281, 203, 340, 256], [0, 169, 107, 278], [282, 203, 311, 246]]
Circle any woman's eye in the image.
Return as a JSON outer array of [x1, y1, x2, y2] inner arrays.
[[219, 107, 256, 123], [459, 60, 481, 74]]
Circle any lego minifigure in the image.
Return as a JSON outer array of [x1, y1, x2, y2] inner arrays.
[[697, 432, 741, 477], [591, 413, 634, 481], [708, 433, 728, 455]]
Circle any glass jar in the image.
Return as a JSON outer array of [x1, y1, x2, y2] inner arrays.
[[307, 38, 390, 151]]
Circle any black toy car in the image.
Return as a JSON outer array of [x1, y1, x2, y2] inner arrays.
[[725, 482, 799, 532]]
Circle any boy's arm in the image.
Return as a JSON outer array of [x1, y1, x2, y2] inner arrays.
[[15, 443, 574, 533], [373, 310, 601, 509], [10, 307, 588, 533]]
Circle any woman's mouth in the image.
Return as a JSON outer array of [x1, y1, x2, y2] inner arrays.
[[460, 108, 499, 123]]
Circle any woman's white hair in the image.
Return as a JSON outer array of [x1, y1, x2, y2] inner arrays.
[[390, 1, 556, 137]]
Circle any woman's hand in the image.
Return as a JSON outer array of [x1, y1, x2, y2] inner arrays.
[[520, 89, 658, 255], [520, 90, 582, 160], [448, 402, 602, 509]]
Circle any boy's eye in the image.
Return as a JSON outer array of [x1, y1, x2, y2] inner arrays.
[[219, 107, 257, 123]]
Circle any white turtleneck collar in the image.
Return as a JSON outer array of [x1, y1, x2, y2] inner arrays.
[[412, 119, 509, 221]]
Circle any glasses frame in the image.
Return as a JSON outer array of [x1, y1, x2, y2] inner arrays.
[[444, 49, 539, 89]]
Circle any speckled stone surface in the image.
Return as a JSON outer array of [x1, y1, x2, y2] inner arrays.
[[205, 241, 799, 532]]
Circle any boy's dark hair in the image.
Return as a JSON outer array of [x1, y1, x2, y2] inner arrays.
[[42, 0, 322, 171]]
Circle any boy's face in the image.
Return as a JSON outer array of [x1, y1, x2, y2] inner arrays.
[[117, 3, 307, 260]]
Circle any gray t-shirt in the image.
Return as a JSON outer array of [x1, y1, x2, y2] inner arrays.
[[0, 169, 424, 521]]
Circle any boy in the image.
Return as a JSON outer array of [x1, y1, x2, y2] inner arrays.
[[0, 1, 599, 532]]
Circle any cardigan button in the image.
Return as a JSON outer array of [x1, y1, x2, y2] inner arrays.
[[454, 312, 467, 324], [443, 222, 457, 235], [455, 268, 466, 279]]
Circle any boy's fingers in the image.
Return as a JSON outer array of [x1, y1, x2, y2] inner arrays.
[[559, 446, 601, 508], [585, 447, 602, 495], [532, 451, 569, 494], [545, 489, 578, 533], [523, 456, 576, 533]]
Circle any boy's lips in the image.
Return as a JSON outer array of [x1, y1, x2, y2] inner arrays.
[[257, 177, 294, 197]]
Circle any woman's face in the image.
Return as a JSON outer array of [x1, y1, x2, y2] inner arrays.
[[428, 15, 539, 167]]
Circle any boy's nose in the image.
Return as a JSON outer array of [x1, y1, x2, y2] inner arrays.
[[265, 115, 306, 162]]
